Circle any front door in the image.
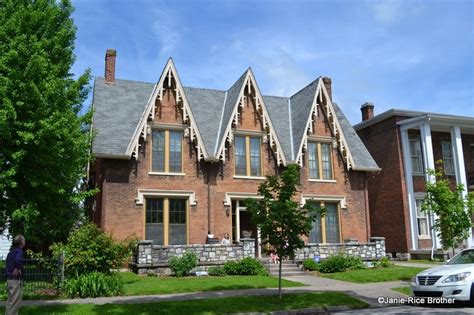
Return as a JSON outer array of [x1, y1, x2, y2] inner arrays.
[[231, 199, 261, 257]]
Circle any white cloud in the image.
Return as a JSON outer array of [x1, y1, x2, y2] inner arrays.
[[151, 7, 181, 56]]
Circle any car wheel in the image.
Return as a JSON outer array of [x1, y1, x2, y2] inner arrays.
[[470, 283, 474, 306]]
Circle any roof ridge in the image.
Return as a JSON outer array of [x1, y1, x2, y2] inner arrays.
[[95, 76, 155, 85], [263, 94, 289, 100], [183, 85, 226, 93]]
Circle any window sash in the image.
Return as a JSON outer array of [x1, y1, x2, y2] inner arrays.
[[415, 199, 430, 236], [249, 137, 261, 176], [409, 139, 423, 174], [308, 143, 319, 179], [234, 136, 247, 176], [152, 130, 183, 173], [152, 131, 165, 172], [308, 142, 332, 180], [145, 197, 187, 245], [441, 142, 454, 175], [321, 143, 333, 180], [308, 202, 340, 243]]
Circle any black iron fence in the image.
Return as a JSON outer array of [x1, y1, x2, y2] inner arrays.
[[0, 257, 64, 298]]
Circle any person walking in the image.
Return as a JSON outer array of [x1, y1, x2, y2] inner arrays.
[[5, 235, 25, 315]]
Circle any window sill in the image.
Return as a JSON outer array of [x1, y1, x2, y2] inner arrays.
[[148, 172, 186, 176], [418, 235, 431, 240], [412, 173, 425, 177], [233, 175, 266, 180], [308, 179, 337, 183]]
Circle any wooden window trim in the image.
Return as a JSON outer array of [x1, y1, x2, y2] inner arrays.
[[150, 129, 184, 175], [308, 142, 334, 181], [234, 134, 263, 178], [143, 197, 189, 245], [311, 201, 342, 244]]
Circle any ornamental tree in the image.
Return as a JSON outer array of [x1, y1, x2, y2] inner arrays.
[[422, 166, 474, 256], [0, 0, 94, 252], [246, 164, 322, 299]]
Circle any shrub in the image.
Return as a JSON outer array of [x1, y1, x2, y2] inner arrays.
[[50, 223, 133, 277], [345, 256, 364, 270], [224, 258, 267, 276], [238, 257, 268, 276], [316, 255, 365, 273], [63, 272, 123, 298], [223, 261, 240, 275], [208, 266, 227, 276], [302, 258, 318, 271], [169, 252, 198, 277], [379, 256, 392, 268]]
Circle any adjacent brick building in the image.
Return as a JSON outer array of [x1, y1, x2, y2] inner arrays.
[[355, 104, 474, 257], [89, 49, 380, 256]]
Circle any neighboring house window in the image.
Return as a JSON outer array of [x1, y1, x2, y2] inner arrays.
[[441, 141, 454, 175], [234, 135, 262, 177], [308, 202, 340, 243], [415, 198, 429, 236], [152, 130, 183, 173], [145, 198, 187, 245], [308, 142, 333, 180], [409, 138, 424, 174]]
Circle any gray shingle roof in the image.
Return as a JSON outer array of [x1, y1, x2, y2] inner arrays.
[[92, 77, 154, 158], [289, 79, 319, 158], [92, 71, 379, 172], [333, 103, 380, 171], [182, 87, 226, 156], [263, 95, 292, 160]]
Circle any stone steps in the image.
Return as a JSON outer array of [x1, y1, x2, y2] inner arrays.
[[261, 259, 305, 277]]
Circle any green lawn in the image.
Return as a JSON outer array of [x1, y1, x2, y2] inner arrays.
[[3, 292, 369, 314], [120, 272, 305, 295], [392, 286, 411, 295], [318, 266, 427, 283], [0, 272, 305, 301]]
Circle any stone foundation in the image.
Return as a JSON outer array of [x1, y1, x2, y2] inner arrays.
[[294, 237, 385, 262], [131, 238, 255, 275]]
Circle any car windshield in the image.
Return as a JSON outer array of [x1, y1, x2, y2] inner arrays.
[[447, 250, 474, 265]]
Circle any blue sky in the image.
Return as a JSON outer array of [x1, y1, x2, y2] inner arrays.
[[72, 0, 474, 123]]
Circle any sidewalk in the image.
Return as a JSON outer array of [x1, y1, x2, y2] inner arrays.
[[0, 273, 410, 309], [392, 261, 441, 269]]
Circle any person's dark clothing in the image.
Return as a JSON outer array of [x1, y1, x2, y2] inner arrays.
[[6, 247, 24, 280]]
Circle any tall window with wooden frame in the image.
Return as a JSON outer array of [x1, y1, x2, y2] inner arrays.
[[409, 137, 423, 174], [145, 197, 188, 245], [234, 135, 262, 177], [151, 130, 183, 173], [308, 142, 333, 180], [415, 198, 429, 237], [441, 141, 454, 175], [308, 202, 341, 243]]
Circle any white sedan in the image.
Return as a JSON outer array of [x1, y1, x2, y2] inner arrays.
[[410, 249, 474, 302]]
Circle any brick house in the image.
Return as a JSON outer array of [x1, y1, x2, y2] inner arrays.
[[89, 49, 380, 257], [355, 103, 474, 257]]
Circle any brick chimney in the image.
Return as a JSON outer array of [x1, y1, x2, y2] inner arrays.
[[105, 49, 116, 83], [322, 77, 332, 100], [361, 102, 375, 121]]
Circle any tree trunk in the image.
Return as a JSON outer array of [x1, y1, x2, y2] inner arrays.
[[278, 256, 282, 299]]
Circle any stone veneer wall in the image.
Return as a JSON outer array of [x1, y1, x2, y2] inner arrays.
[[132, 238, 255, 275], [294, 237, 386, 262]]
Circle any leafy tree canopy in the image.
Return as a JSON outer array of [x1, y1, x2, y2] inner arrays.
[[0, 0, 93, 252]]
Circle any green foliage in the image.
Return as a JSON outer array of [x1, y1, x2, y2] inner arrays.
[[378, 256, 392, 268], [316, 255, 365, 273], [169, 252, 198, 277], [302, 259, 318, 271], [51, 223, 132, 277], [223, 258, 268, 276], [223, 261, 240, 275], [0, 0, 95, 252], [422, 166, 474, 252], [207, 266, 227, 276], [63, 272, 123, 298]]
